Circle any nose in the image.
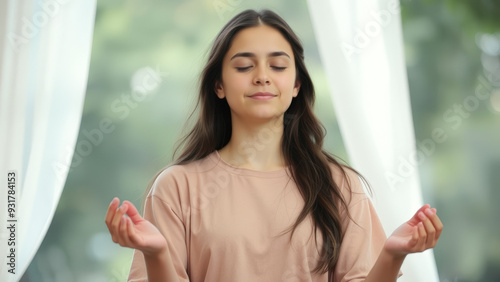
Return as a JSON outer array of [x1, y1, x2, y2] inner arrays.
[[253, 65, 270, 85]]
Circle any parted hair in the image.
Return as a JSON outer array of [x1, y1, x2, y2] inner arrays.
[[147, 9, 368, 274]]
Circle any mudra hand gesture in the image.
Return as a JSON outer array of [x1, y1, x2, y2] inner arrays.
[[106, 198, 442, 258], [384, 204, 443, 257], [105, 198, 166, 257]]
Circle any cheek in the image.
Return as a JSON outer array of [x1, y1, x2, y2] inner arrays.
[[275, 73, 297, 93], [223, 73, 249, 92]]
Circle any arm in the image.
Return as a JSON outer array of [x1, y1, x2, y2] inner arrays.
[[105, 197, 187, 282], [364, 204, 443, 282], [143, 246, 180, 282]]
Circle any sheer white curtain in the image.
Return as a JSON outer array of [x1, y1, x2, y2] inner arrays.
[[306, 0, 439, 281], [0, 0, 96, 281]]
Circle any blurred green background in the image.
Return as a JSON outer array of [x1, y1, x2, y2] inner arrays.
[[21, 0, 500, 281]]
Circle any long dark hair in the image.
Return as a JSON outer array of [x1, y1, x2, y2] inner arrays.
[[148, 9, 367, 274]]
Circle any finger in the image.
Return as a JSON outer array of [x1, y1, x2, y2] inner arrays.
[[409, 222, 425, 252], [127, 216, 142, 246], [115, 216, 126, 245], [106, 199, 121, 244], [425, 208, 443, 241], [416, 222, 427, 252], [408, 204, 431, 226], [111, 203, 129, 237], [105, 198, 120, 227], [117, 216, 133, 247], [418, 210, 436, 247], [408, 225, 419, 248], [123, 200, 143, 224]]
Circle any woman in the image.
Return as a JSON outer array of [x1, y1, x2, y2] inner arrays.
[[105, 9, 443, 281]]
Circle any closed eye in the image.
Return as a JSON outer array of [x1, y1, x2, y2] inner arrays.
[[272, 66, 287, 71], [235, 66, 287, 72], [236, 66, 252, 72]]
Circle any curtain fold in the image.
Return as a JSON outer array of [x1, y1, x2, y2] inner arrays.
[[0, 0, 96, 280], [306, 0, 439, 281]]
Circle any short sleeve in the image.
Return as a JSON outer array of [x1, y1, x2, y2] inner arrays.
[[127, 169, 190, 282], [331, 169, 402, 282]]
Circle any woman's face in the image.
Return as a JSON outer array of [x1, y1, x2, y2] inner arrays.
[[216, 25, 300, 124]]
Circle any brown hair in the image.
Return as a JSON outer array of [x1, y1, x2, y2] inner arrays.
[[148, 9, 368, 274]]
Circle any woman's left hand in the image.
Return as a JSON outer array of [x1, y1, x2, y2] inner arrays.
[[384, 204, 443, 257]]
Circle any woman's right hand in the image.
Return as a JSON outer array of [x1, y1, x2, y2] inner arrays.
[[105, 197, 167, 256]]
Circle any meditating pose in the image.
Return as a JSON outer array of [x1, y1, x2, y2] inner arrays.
[[105, 9, 443, 282]]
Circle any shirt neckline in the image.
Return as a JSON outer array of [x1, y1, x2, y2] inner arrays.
[[208, 150, 290, 178]]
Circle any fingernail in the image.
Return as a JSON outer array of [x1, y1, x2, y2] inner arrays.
[[418, 212, 426, 220], [425, 208, 434, 216]]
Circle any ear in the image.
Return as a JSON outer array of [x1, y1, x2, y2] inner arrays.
[[292, 80, 301, 98], [215, 81, 225, 99]]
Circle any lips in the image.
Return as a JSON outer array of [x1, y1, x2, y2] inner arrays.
[[248, 92, 277, 100]]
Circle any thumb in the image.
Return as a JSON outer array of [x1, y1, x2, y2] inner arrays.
[[407, 204, 431, 226], [122, 201, 143, 224]]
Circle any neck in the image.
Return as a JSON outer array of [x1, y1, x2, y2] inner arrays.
[[218, 115, 285, 171]]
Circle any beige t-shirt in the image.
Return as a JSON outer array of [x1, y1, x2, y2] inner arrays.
[[128, 151, 390, 282]]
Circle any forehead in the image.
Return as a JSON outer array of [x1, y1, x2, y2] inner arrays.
[[226, 25, 294, 59]]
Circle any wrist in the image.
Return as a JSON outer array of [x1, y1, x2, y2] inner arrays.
[[364, 244, 406, 281], [381, 245, 407, 264], [142, 245, 168, 260]]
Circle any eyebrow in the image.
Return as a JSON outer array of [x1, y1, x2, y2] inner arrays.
[[230, 51, 291, 61]]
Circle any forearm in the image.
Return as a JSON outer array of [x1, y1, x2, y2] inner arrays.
[[144, 247, 182, 282], [363, 248, 405, 282]]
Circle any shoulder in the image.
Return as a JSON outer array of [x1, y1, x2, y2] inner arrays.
[[328, 162, 369, 207], [149, 153, 218, 199], [155, 152, 218, 182]]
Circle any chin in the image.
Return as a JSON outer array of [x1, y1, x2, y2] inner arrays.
[[249, 113, 284, 123]]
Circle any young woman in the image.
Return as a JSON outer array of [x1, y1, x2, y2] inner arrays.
[[105, 9, 443, 282]]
